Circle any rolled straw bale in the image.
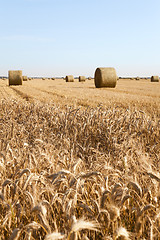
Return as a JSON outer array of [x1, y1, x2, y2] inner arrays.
[[66, 75, 74, 82], [42, 78, 45, 80], [23, 76, 28, 81], [8, 70, 22, 86], [51, 77, 55, 80], [88, 77, 92, 80], [136, 77, 140, 81], [79, 76, 86, 82], [94, 67, 117, 88], [151, 76, 159, 82]]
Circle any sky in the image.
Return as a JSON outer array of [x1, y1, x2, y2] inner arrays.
[[0, 0, 160, 77]]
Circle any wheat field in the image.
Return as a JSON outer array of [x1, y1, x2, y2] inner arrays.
[[0, 78, 160, 239]]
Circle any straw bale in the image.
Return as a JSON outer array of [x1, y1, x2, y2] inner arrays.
[[94, 67, 117, 88], [79, 76, 86, 82], [66, 75, 74, 82], [23, 76, 28, 81], [151, 76, 159, 82], [8, 70, 22, 86]]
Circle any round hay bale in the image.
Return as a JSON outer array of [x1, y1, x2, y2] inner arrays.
[[94, 67, 117, 88], [51, 77, 55, 80], [136, 77, 140, 81], [88, 77, 92, 80], [23, 76, 28, 81], [42, 78, 45, 80], [151, 76, 159, 82], [28, 78, 31, 80], [79, 76, 86, 82], [66, 75, 74, 82], [8, 70, 22, 86]]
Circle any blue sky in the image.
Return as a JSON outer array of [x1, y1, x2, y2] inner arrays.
[[0, 0, 160, 77]]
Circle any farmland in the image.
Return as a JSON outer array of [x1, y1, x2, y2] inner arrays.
[[0, 78, 160, 239], [0, 78, 160, 113]]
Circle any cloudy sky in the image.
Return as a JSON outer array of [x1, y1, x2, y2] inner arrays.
[[0, 0, 160, 77]]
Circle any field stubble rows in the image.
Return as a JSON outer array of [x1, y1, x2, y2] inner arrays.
[[0, 78, 160, 114]]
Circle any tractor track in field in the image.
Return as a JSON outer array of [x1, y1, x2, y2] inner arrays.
[[9, 87, 35, 103], [0, 88, 7, 100], [9, 86, 64, 104], [0, 86, 12, 100], [31, 86, 66, 99], [31, 86, 95, 107], [0, 87, 7, 100]]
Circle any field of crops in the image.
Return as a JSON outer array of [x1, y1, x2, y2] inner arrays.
[[0, 78, 160, 239]]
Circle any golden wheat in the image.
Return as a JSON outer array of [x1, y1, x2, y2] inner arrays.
[[0, 97, 159, 239]]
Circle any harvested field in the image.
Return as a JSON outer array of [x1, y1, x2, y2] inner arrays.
[[0, 77, 160, 239], [0, 77, 159, 114]]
